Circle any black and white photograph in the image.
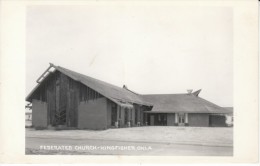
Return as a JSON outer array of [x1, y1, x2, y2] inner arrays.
[[0, 0, 258, 164], [25, 4, 233, 156]]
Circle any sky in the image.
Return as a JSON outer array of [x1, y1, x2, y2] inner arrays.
[[26, 5, 233, 107]]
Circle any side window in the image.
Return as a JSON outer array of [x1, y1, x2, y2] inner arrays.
[[119, 107, 121, 119]]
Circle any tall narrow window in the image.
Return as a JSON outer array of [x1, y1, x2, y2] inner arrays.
[[119, 107, 121, 119]]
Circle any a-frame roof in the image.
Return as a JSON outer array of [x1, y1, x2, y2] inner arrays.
[[26, 64, 152, 106]]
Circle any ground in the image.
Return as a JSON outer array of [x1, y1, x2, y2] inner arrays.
[[26, 126, 233, 156]]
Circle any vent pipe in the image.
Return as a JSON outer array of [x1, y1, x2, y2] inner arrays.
[[187, 89, 193, 94]]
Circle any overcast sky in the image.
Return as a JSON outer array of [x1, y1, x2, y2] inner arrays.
[[26, 5, 233, 107]]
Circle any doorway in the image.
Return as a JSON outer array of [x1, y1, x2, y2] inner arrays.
[[111, 104, 117, 126], [148, 114, 167, 126], [178, 113, 185, 126]]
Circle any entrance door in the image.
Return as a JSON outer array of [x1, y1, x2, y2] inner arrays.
[[150, 115, 154, 125], [178, 113, 185, 126], [157, 114, 167, 126], [111, 105, 117, 126]]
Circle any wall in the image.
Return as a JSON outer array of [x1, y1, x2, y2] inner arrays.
[[167, 113, 176, 126], [32, 99, 48, 128], [188, 113, 209, 127], [30, 71, 104, 128], [209, 115, 227, 127], [135, 105, 145, 125], [118, 107, 125, 127], [106, 99, 112, 128], [78, 97, 107, 130], [31, 71, 79, 127]]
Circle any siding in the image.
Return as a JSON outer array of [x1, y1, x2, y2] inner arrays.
[[188, 113, 209, 127], [78, 97, 107, 130], [31, 72, 79, 127], [31, 71, 104, 128]]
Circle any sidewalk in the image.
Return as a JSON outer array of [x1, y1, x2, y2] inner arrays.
[[26, 126, 233, 147]]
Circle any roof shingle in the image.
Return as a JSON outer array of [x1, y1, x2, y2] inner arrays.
[[26, 64, 232, 114], [143, 94, 232, 114]]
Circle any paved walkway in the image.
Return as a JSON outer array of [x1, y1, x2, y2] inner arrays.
[[26, 126, 233, 147]]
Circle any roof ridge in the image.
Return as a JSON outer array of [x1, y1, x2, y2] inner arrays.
[[57, 66, 124, 90], [55, 65, 152, 106], [123, 85, 140, 95], [142, 93, 188, 96]]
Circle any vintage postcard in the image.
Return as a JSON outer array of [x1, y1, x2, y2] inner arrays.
[[0, 0, 258, 164]]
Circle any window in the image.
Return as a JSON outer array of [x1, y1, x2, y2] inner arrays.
[[119, 107, 121, 119]]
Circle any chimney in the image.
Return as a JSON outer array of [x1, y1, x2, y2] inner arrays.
[[192, 89, 202, 97], [123, 85, 128, 89], [187, 89, 193, 94]]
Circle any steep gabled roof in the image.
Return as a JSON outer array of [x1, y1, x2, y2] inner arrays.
[[26, 64, 152, 106], [56, 66, 152, 105], [143, 94, 232, 114], [26, 64, 231, 114]]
